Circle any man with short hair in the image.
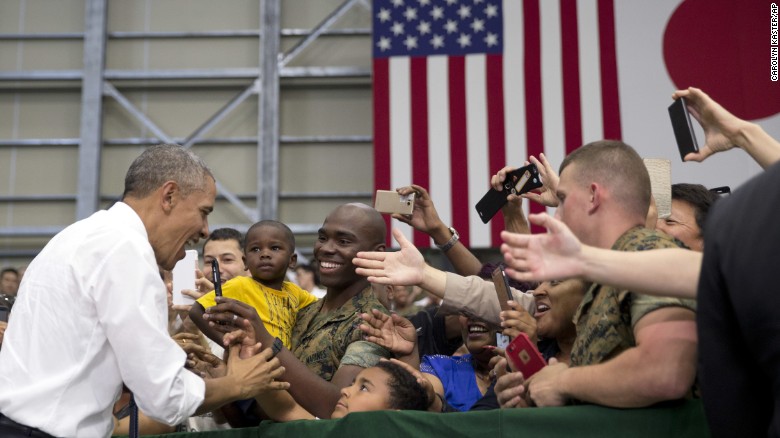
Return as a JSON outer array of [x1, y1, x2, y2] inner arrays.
[[206, 203, 392, 419], [0, 144, 286, 438], [0, 267, 18, 310], [201, 228, 248, 284], [655, 183, 718, 252]]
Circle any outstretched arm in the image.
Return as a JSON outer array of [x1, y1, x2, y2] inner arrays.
[[675, 87, 780, 169], [394, 184, 483, 276], [500, 213, 701, 299]]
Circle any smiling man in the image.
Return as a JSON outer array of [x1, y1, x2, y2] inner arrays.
[[0, 145, 287, 438]]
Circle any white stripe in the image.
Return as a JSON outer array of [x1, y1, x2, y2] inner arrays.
[[427, 55, 452, 248], [577, 0, 604, 143], [388, 57, 414, 247], [465, 55, 491, 248], [503, 0, 527, 169]]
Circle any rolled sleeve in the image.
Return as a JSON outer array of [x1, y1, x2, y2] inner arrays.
[[439, 273, 535, 325]]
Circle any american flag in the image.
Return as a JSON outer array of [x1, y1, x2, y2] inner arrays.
[[372, 0, 623, 248]]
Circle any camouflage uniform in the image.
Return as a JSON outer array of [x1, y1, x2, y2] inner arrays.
[[570, 226, 697, 366], [290, 286, 391, 382]]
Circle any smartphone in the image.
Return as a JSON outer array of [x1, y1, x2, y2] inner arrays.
[[709, 186, 731, 197], [0, 306, 9, 323], [172, 249, 198, 306], [212, 259, 222, 297], [492, 266, 513, 349], [475, 163, 543, 224], [505, 332, 546, 378], [374, 190, 415, 215], [668, 97, 699, 161]]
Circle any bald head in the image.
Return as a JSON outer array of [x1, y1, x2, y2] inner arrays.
[[329, 203, 387, 247]]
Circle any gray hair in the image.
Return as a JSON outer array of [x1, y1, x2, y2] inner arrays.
[[122, 144, 214, 199]]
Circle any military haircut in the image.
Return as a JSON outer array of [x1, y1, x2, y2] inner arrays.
[[560, 140, 651, 220]]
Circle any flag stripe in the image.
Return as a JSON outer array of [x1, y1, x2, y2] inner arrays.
[[427, 56, 452, 248], [448, 56, 471, 248], [598, 0, 622, 139], [410, 57, 431, 247], [372, 58, 392, 245], [578, 0, 604, 144], [523, 0, 547, 233], [465, 55, 490, 249], [560, 0, 583, 154], [486, 54, 507, 246], [389, 57, 414, 246]]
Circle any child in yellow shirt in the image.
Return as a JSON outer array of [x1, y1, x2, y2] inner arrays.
[[190, 220, 317, 349]]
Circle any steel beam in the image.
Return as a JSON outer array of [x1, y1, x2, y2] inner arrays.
[[76, 0, 108, 219], [258, 0, 281, 221], [279, 0, 360, 68]]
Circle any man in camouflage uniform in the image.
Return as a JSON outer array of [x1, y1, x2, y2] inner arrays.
[[229, 203, 391, 419], [522, 140, 697, 408]]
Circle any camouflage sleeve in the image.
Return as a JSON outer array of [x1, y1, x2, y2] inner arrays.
[[338, 340, 392, 369], [629, 293, 697, 328]]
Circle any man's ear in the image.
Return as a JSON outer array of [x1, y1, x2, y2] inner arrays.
[[160, 181, 179, 213], [588, 183, 601, 214], [289, 253, 298, 270]]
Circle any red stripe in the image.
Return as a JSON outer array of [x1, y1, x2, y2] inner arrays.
[[448, 56, 470, 248], [523, 0, 546, 234], [410, 58, 431, 248], [560, 0, 583, 154], [597, 0, 622, 139], [486, 54, 506, 247], [373, 58, 392, 246]]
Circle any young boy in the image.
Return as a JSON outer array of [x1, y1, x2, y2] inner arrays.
[[190, 220, 317, 349]]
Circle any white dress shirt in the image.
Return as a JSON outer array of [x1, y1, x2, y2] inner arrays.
[[0, 202, 205, 437]]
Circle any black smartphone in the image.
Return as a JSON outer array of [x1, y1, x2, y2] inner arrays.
[[709, 186, 731, 197], [668, 97, 699, 161], [475, 163, 543, 224], [211, 259, 222, 297]]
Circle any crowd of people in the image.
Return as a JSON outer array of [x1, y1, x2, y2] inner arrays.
[[0, 86, 777, 438]]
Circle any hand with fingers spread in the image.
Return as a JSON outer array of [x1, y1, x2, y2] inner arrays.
[[493, 357, 529, 408], [500, 300, 538, 343], [499, 213, 585, 283], [359, 308, 417, 357], [353, 228, 426, 287]]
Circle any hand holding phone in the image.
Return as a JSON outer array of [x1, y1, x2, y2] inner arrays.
[[476, 163, 543, 224], [212, 259, 222, 297], [375, 190, 415, 215], [505, 332, 546, 379], [172, 249, 198, 306], [668, 97, 699, 161]]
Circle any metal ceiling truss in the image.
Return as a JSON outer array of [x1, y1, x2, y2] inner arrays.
[[0, 0, 372, 250]]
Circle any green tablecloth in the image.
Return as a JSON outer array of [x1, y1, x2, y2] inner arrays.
[[136, 399, 710, 438]]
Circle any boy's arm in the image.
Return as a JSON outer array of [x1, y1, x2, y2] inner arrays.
[[189, 302, 228, 346]]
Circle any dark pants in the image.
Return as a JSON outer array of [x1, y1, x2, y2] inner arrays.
[[0, 413, 56, 438]]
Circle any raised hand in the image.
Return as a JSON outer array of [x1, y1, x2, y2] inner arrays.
[[493, 357, 529, 408], [500, 300, 538, 343], [392, 185, 450, 241], [359, 308, 417, 357], [672, 87, 739, 163], [521, 154, 559, 207], [354, 228, 426, 287], [500, 213, 584, 283]]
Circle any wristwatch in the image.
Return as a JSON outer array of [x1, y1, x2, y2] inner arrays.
[[436, 226, 459, 252]]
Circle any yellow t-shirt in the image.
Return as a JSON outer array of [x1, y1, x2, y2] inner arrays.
[[197, 276, 318, 349]]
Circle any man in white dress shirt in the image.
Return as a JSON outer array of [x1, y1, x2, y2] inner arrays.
[[0, 144, 288, 438]]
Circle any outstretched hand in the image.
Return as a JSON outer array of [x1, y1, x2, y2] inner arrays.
[[392, 185, 448, 239], [500, 213, 584, 283], [359, 308, 416, 357], [354, 228, 426, 286]]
